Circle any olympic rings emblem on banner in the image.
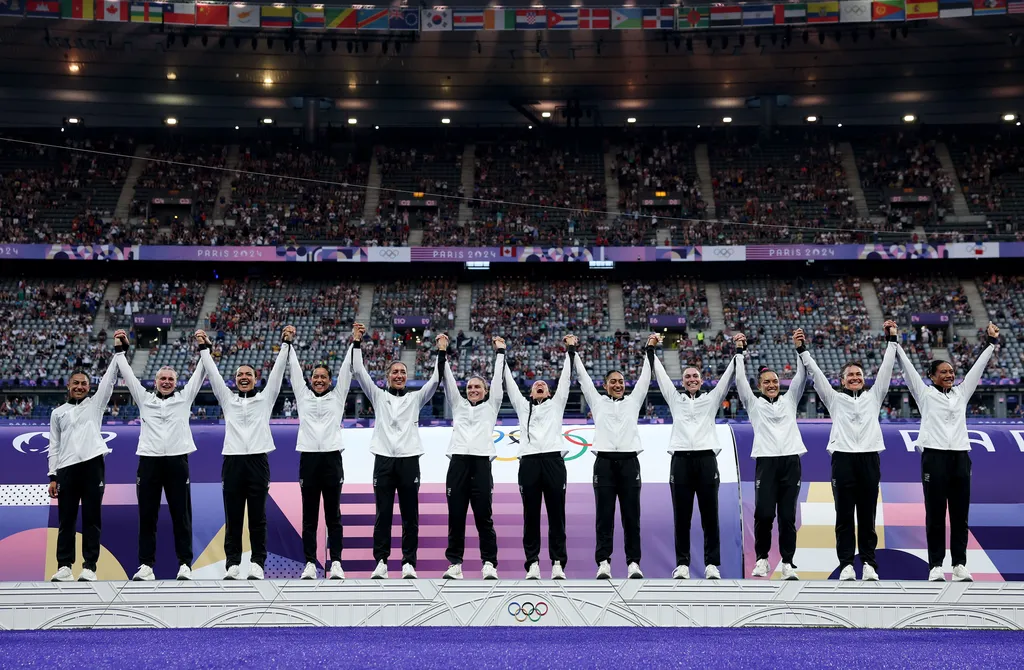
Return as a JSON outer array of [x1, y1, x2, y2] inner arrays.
[[508, 601, 549, 622], [491, 428, 592, 462]]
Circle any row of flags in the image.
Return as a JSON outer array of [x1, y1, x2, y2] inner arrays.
[[1, 1, 1023, 29]]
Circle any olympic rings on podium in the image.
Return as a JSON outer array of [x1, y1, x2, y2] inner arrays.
[[507, 601, 549, 622]]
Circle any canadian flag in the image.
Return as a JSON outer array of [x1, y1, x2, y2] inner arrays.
[[99, 0, 128, 21], [500, 247, 516, 257]]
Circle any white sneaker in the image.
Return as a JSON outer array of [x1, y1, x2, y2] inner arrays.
[[596, 560, 612, 580], [929, 566, 946, 582], [751, 558, 770, 578], [329, 562, 345, 580], [672, 565, 690, 580], [952, 565, 973, 582], [839, 565, 857, 582], [525, 562, 541, 580], [51, 566, 73, 582], [132, 565, 155, 581], [482, 562, 498, 580], [402, 563, 418, 579], [78, 568, 97, 582], [780, 563, 799, 581], [224, 565, 241, 580], [248, 564, 264, 580], [176, 564, 192, 580], [301, 562, 317, 580], [370, 560, 389, 580], [443, 564, 463, 580], [704, 564, 721, 580], [862, 564, 879, 582], [551, 562, 566, 580], [628, 562, 644, 579]]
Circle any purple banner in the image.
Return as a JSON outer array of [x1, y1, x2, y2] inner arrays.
[[911, 313, 950, 326], [132, 314, 174, 327], [648, 315, 688, 329], [393, 316, 431, 328]]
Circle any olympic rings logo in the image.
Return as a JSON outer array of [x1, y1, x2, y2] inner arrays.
[[508, 600, 549, 623], [490, 428, 592, 462]]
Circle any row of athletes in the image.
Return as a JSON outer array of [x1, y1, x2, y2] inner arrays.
[[45, 318, 1000, 583]]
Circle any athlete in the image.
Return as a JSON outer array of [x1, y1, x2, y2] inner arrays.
[[800, 321, 899, 582], [351, 322, 440, 580], [573, 333, 657, 580], [440, 334, 505, 581], [47, 346, 120, 582], [897, 322, 1001, 583], [112, 329, 207, 582], [734, 329, 809, 581], [288, 333, 354, 581], [504, 336, 574, 580], [652, 338, 735, 580], [198, 326, 291, 580]]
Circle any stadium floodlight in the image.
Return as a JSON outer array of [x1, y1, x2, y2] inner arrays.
[[234, 125, 239, 130], [902, 114, 916, 123], [541, 111, 552, 118], [263, 76, 273, 86], [66, 117, 80, 125], [261, 118, 274, 125], [348, 118, 358, 125], [166, 72, 177, 80], [375, 125, 380, 129], [722, 116, 733, 123], [627, 117, 637, 124], [68, 63, 80, 73], [164, 117, 178, 126], [1003, 113, 1017, 122], [590, 260, 615, 270], [441, 118, 451, 124], [837, 123, 843, 127], [806, 115, 818, 123], [466, 261, 490, 271]]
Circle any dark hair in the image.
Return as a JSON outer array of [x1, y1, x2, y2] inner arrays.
[[928, 359, 953, 377], [604, 369, 624, 381], [236, 364, 256, 374], [387, 361, 407, 374], [68, 368, 89, 381], [840, 361, 864, 379], [312, 363, 332, 379], [757, 366, 777, 383]]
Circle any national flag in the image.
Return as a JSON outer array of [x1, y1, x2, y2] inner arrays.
[[483, 8, 514, 30], [972, 0, 1005, 14], [228, 2, 257, 27], [873, 0, 906, 20], [578, 7, 610, 29], [1010, 0, 1024, 12], [97, 0, 126, 20], [547, 8, 578, 29], [420, 8, 451, 31], [163, 1, 193, 24], [325, 7, 355, 29], [678, 5, 710, 29], [452, 8, 482, 30], [293, 5, 324, 29], [774, 2, 807, 23], [195, 2, 226, 25], [0, 0, 24, 17], [643, 7, 675, 29], [26, 0, 60, 16], [389, 8, 418, 30], [741, 4, 775, 25], [611, 7, 644, 29], [938, 0, 973, 16], [130, 1, 162, 22], [356, 7, 387, 29], [907, 1, 939, 17], [500, 246, 516, 257], [60, 0, 94, 19], [515, 8, 546, 29], [260, 4, 289, 27], [841, 0, 874, 21], [710, 4, 742, 26], [806, 0, 840, 22]]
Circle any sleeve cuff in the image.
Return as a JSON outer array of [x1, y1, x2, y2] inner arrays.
[[197, 342, 210, 351], [735, 346, 745, 355], [886, 334, 898, 342], [437, 349, 447, 366], [114, 343, 129, 354], [567, 345, 577, 354], [281, 337, 292, 345], [796, 345, 807, 354], [646, 345, 655, 365], [988, 335, 999, 345], [495, 348, 506, 356], [48, 475, 56, 482]]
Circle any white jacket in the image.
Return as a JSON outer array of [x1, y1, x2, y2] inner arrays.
[[47, 356, 119, 477], [801, 341, 897, 454], [288, 345, 353, 453], [201, 344, 289, 456], [352, 347, 439, 458], [442, 351, 505, 458], [504, 353, 573, 457], [735, 352, 808, 458], [653, 356, 734, 454], [897, 341, 996, 452], [574, 349, 652, 453], [115, 353, 206, 457]]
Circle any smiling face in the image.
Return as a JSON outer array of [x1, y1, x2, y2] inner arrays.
[[387, 362, 408, 390], [841, 364, 865, 391], [682, 367, 702, 394], [605, 371, 625, 399], [67, 372, 90, 400], [311, 366, 332, 394], [930, 361, 955, 390], [235, 365, 256, 392], [530, 380, 551, 401], [758, 370, 781, 399], [155, 367, 178, 395], [466, 376, 488, 403]]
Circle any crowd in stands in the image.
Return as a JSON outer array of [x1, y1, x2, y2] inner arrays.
[[109, 278, 207, 329], [857, 132, 956, 218], [371, 278, 457, 332], [470, 279, 608, 339], [0, 396, 33, 418], [622, 278, 711, 332], [131, 142, 227, 213], [873, 275, 973, 327], [612, 132, 706, 228]]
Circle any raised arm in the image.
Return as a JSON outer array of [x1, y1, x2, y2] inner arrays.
[[417, 336, 444, 409], [335, 344, 354, 397], [92, 354, 120, 414], [553, 351, 574, 408], [869, 342, 899, 406], [627, 336, 658, 410], [785, 351, 808, 412], [350, 323, 383, 406], [959, 323, 1000, 398], [895, 344, 927, 403], [488, 339, 506, 414], [707, 357, 736, 406], [287, 344, 309, 398], [197, 330, 232, 405], [503, 362, 530, 417], [652, 352, 679, 400], [259, 336, 291, 405], [442, 359, 463, 411], [572, 349, 602, 408], [180, 354, 207, 405], [113, 350, 147, 407], [733, 352, 757, 407], [799, 348, 838, 410]]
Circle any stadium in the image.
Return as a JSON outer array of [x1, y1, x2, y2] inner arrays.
[[2, 0, 1024, 666]]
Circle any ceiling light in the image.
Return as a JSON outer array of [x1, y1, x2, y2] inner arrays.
[[263, 76, 273, 85], [165, 117, 178, 126], [806, 115, 818, 123], [234, 125, 239, 130], [67, 117, 80, 125], [1003, 113, 1018, 122], [262, 118, 274, 125], [722, 117, 733, 123], [166, 72, 177, 81], [697, 124, 701, 128], [541, 111, 551, 118], [1018, 122, 1022, 127], [528, 125, 533, 129], [347, 117, 357, 125], [441, 118, 451, 124], [68, 63, 80, 73], [902, 114, 916, 123], [374, 125, 380, 130], [837, 123, 843, 127], [627, 117, 636, 124]]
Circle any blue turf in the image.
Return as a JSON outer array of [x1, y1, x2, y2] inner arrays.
[[2, 627, 1023, 669]]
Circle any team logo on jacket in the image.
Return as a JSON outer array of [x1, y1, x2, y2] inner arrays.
[[12, 431, 117, 454]]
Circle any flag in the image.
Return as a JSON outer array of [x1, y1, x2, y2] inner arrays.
[[60, 0, 94, 19], [841, 0, 874, 21], [515, 8, 546, 29], [163, 1, 193, 24], [195, 2, 226, 25], [774, 2, 807, 23], [356, 7, 387, 29], [679, 5, 710, 28], [452, 8, 482, 30], [873, 0, 906, 20], [1010, 0, 1024, 12], [710, 4, 742, 26], [26, 0, 60, 16], [420, 8, 450, 31], [972, 0, 1005, 14], [0, 0, 24, 17], [500, 246, 516, 257], [611, 7, 643, 29], [547, 8, 578, 29], [130, 1, 162, 22], [741, 4, 774, 25], [97, 0, 126, 20], [939, 0, 973, 16], [293, 5, 323, 28], [389, 8, 418, 30], [578, 7, 610, 29], [228, 2, 257, 27], [907, 1, 939, 17], [325, 7, 355, 29], [806, 0, 840, 22], [484, 7, 514, 30], [643, 7, 675, 29]]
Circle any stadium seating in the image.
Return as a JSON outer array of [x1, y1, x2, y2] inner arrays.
[[108, 278, 207, 330], [947, 130, 1024, 237], [370, 278, 457, 333], [622, 278, 711, 332], [873, 275, 973, 327], [131, 139, 227, 216]]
